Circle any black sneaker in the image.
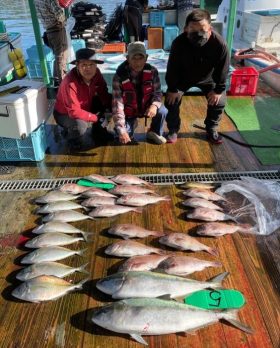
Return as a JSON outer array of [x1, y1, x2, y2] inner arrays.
[[206, 130, 223, 144]]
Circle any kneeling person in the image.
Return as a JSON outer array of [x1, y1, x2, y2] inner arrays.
[[112, 41, 167, 144], [53, 48, 112, 149]]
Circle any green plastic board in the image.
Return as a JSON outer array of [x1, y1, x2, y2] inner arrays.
[[184, 289, 246, 310], [77, 179, 115, 190]]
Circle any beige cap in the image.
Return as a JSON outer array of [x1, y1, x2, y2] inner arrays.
[[127, 41, 147, 57]]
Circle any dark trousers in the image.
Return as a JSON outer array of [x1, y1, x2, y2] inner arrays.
[[46, 27, 68, 83], [53, 96, 108, 142], [126, 104, 168, 138], [165, 83, 227, 133], [124, 5, 143, 41]]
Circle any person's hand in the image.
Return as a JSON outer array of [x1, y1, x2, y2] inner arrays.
[[166, 91, 183, 105], [119, 132, 131, 144], [145, 105, 158, 118], [207, 91, 222, 106]]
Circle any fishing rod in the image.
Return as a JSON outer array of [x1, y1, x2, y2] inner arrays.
[[192, 124, 280, 148]]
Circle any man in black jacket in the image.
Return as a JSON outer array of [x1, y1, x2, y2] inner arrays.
[[165, 9, 230, 144]]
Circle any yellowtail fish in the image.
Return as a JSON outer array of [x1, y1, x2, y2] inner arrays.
[[16, 262, 89, 281], [92, 298, 253, 345], [12, 275, 89, 303]]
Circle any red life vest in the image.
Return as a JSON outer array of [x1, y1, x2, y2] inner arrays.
[[117, 62, 154, 118]]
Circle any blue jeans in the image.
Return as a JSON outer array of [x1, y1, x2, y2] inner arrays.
[[165, 83, 227, 133], [122, 104, 168, 138]]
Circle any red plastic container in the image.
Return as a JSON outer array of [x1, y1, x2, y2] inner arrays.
[[59, 0, 74, 8], [229, 67, 259, 96]]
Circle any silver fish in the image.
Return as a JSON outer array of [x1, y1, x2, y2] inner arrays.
[[12, 275, 88, 303], [108, 224, 164, 239], [182, 198, 223, 211], [112, 174, 152, 186], [186, 207, 236, 222], [182, 188, 226, 201], [42, 210, 94, 223], [156, 256, 222, 276], [196, 222, 253, 237], [81, 187, 117, 198], [36, 201, 85, 214], [89, 205, 142, 218], [81, 174, 115, 184], [16, 262, 89, 281], [58, 183, 91, 194], [119, 255, 169, 272], [81, 196, 116, 207], [180, 181, 216, 190], [105, 240, 166, 257], [109, 185, 155, 196], [159, 233, 218, 256], [96, 271, 228, 299], [35, 191, 78, 204], [25, 232, 92, 248], [21, 246, 87, 264], [117, 193, 170, 207], [32, 221, 90, 235], [92, 298, 253, 346]]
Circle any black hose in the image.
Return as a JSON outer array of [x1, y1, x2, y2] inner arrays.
[[192, 124, 280, 148]]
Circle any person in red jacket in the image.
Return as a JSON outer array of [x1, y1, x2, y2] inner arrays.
[[54, 48, 112, 149]]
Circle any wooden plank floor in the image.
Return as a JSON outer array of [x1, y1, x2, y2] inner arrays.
[[0, 86, 279, 348]]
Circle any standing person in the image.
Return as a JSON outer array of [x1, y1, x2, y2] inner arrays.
[[34, 0, 68, 85], [53, 48, 112, 150], [124, 0, 148, 42], [165, 9, 230, 144], [112, 41, 167, 145]]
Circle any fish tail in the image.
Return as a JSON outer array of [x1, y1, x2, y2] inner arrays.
[[133, 207, 143, 214], [74, 277, 90, 290], [77, 263, 90, 275], [211, 261, 223, 268], [163, 195, 171, 201], [76, 248, 88, 257], [220, 310, 254, 334], [207, 246, 219, 257], [81, 232, 95, 242], [209, 271, 229, 287]]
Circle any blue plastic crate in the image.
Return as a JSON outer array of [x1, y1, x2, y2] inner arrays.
[[150, 11, 165, 27], [0, 123, 47, 162], [164, 25, 179, 51], [72, 39, 86, 52], [26, 59, 54, 79], [26, 44, 54, 62]]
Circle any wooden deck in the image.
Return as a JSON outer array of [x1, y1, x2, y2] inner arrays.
[[0, 85, 279, 347]]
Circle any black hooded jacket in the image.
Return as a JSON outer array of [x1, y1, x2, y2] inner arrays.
[[165, 30, 230, 93]]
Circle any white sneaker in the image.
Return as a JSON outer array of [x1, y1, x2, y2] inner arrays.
[[146, 131, 167, 145]]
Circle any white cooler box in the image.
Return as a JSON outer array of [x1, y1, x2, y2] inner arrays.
[[0, 80, 48, 138]]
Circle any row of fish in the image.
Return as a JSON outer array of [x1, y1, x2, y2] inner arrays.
[[91, 181, 253, 344], [12, 174, 161, 303], [181, 183, 253, 236]]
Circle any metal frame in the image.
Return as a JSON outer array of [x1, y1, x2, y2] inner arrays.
[[0, 170, 279, 192]]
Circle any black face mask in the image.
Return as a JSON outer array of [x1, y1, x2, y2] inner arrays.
[[187, 31, 209, 47]]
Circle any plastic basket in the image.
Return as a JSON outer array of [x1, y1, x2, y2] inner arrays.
[[150, 11, 165, 27], [26, 45, 54, 62], [164, 25, 179, 51], [72, 39, 86, 52], [147, 27, 163, 49], [26, 59, 54, 79], [229, 67, 259, 96], [0, 123, 47, 162], [98, 43, 126, 53]]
